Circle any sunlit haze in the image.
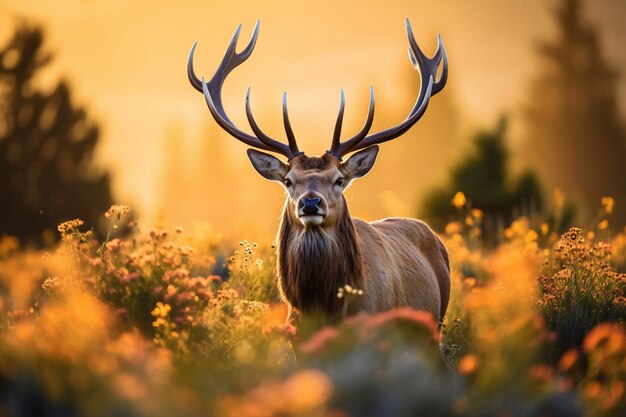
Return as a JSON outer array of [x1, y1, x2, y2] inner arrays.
[[1, 0, 624, 237]]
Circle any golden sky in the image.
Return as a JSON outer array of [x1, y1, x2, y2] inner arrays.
[[1, 0, 625, 235]]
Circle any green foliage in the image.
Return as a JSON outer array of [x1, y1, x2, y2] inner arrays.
[[421, 118, 544, 236], [0, 26, 113, 246]]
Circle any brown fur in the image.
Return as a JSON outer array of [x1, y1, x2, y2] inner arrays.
[[252, 152, 450, 324], [274, 156, 450, 323], [277, 197, 364, 321]]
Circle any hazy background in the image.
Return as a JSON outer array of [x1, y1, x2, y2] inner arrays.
[[1, 0, 625, 241]]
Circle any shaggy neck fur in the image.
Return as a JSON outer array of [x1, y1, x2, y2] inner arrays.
[[277, 197, 364, 319]]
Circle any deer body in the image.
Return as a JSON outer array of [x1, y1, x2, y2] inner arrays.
[[275, 155, 449, 323], [188, 19, 451, 323]]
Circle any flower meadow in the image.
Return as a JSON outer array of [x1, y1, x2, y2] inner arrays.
[[1, 199, 625, 417]]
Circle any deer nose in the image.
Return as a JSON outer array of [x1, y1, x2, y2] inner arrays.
[[299, 197, 321, 215]]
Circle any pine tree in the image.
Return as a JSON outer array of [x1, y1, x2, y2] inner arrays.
[[421, 118, 544, 236], [0, 26, 113, 245], [522, 0, 626, 226]]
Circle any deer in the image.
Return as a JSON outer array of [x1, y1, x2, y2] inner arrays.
[[187, 20, 450, 325]]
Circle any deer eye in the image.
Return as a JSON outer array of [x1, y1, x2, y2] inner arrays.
[[335, 178, 345, 187], [284, 179, 293, 188]]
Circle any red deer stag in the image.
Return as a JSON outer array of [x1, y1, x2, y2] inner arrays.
[[188, 20, 450, 324]]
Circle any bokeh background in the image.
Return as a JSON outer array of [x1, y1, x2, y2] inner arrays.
[[1, 0, 625, 244]]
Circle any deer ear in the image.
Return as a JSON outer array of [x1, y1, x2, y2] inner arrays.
[[342, 145, 379, 180], [247, 149, 289, 181]]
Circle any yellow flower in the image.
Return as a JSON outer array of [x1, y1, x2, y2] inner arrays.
[[451, 192, 467, 209], [470, 208, 483, 221], [601, 196, 615, 214], [151, 302, 171, 318], [57, 218, 84, 234], [553, 188, 564, 209], [105, 204, 131, 220], [598, 219, 609, 231], [445, 221, 462, 235]]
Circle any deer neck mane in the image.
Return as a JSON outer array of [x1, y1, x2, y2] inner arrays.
[[277, 198, 364, 317]]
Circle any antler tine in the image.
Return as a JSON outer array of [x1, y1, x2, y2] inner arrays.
[[190, 21, 298, 158], [188, 21, 260, 92], [328, 19, 447, 158], [201, 77, 270, 150], [282, 92, 301, 157], [328, 86, 375, 158], [406, 20, 447, 102], [243, 87, 290, 155], [331, 89, 346, 152]]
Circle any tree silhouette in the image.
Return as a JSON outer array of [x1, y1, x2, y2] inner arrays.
[[0, 26, 113, 245], [420, 118, 544, 237], [522, 0, 626, 226]]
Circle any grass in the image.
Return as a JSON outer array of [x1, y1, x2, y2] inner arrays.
[[0, 199, 625, 417]]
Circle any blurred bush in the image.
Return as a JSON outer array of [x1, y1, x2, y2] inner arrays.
[[521, 0, 626, 227], [0, 25, 113, 246], [3, 202, 625, 416], [420, 118, 552, 239]]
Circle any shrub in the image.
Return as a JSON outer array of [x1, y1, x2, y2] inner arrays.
[[539, 228, 626, 356]]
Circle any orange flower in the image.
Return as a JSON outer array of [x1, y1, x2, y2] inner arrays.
[[601, 196, 615, 214], [598, 219, 609, 230], [558, 349, 579, 372], [451, 191, 467, 209], [457, 354, 479, 375]]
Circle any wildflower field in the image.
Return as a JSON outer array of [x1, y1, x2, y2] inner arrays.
[[1, 198, 625, 417]]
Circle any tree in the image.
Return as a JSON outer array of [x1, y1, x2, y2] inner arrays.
[[0, 26, 113, 245], [521, 0, 626, 226], [420, 118, 544, 236]]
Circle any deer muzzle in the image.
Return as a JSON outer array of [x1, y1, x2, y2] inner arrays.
[[298, 197, 324, 226]]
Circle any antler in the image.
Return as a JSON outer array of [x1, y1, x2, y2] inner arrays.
[[188, 21, 303, 160], [327, 18, 448, 159]]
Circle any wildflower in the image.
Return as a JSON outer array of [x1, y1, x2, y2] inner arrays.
[[57, 218, 84, 234], [105, 204, 131, 220], [598, 219, 609, 230], [554, 188, 565, 209], [42, 276, 62, 293], [528, 364, 554, 381], [300, 327, 339, 353], [601, 196, 615, 214], [166, 285, 177, 296], [463, 277, 476, 289], [558, 349, 578, 372], [151, 302, 171, 318], [444, 221, 462, 235], [105, 238, 122, 251], [451, 191, 467, 209], [457, 354, 479, 375], [585, 382, 602, 400], [470, 208, 483, 221], [583, 323, 622, 353]]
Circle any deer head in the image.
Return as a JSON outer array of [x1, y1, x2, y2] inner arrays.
[[187, 19, 448, 229]]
